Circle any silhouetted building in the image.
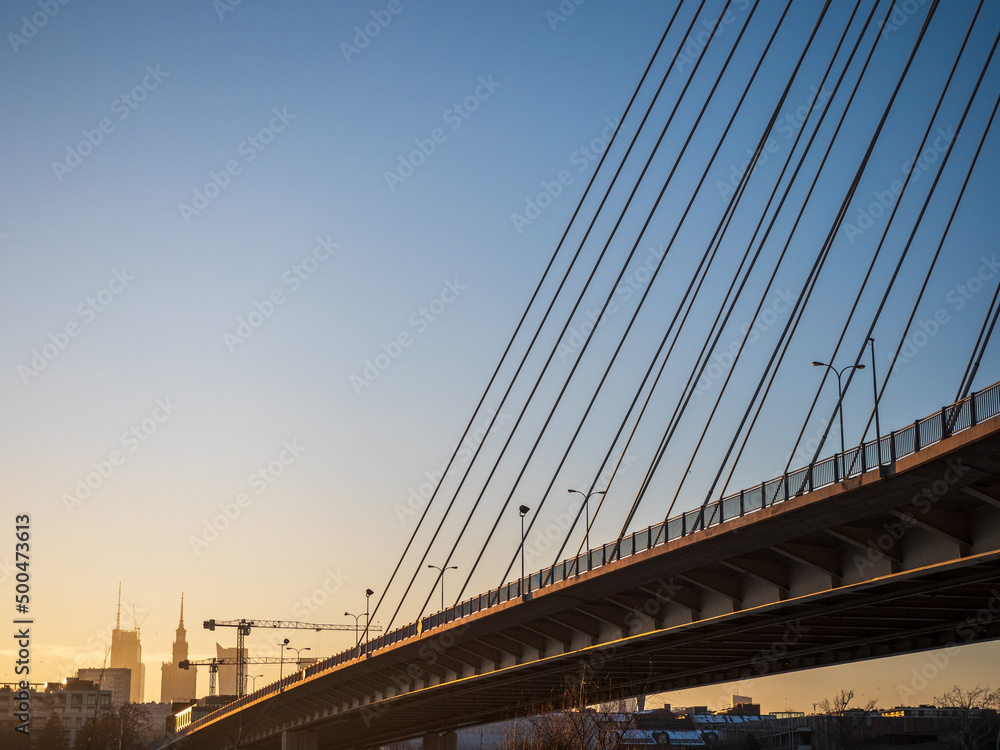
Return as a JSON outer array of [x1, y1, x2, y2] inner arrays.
[[0, 680, 112, 748], [76, 668, 131, 705], [216, 644, 239, 697], [160, 595, 197, 703], [109, 586, 145, 703]]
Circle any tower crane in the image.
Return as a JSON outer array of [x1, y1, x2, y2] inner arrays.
[[177, 657, 287, 697], [203, 618, 382, 697]]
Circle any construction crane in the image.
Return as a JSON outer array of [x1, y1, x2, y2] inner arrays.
[[178, 657, 288, 696], [203, 619, 382, 697]]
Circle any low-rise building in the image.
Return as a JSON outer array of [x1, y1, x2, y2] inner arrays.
[[0, 679, 112, 748]]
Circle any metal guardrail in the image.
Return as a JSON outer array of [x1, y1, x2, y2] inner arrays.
[[176, 379, 1000, 738]]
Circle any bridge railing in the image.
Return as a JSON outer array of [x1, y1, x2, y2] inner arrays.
[[433, 382, 999, 619], [174, 380, 999, 739]]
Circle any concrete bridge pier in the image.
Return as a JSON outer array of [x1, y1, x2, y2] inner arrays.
[[421, 731, 457, 750], [280, 730, 317, 750]]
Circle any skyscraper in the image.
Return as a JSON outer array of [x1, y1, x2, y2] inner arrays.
[[109, 585, 145, 703], [160, 594, 197, 703], [216, 644, 239, 697]]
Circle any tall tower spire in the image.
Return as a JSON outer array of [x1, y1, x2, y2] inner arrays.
[[163, 592, 195, 703], [116, 582, 122, 629], [175, 594, 186, 640]]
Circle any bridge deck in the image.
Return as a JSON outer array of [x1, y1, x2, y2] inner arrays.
[[167, 391, 1000, 750]]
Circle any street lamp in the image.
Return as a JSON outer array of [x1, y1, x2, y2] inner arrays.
[[811, 361, 865, 456], [567, 488, 606, 551], [518, 505, 530, 597], [364, 589, 374, 656], [277, 638, 289, 687], [248, 674, 263, 692], [427, 564, 458, 611], [344, 611, 366, 651], [286, 645, 311, 671]]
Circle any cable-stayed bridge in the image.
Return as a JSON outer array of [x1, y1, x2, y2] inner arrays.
[[163, 389, 1000, 748], [162, 0, 1000, 747]]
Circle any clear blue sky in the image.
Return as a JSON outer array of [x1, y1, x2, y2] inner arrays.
[[1, 0, 998, 710]]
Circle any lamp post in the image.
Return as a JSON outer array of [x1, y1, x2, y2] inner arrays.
[[427, 564, 458, 611], [248, 674, 263, 692], [567, 488, 606, 551], [810, 361, 865, 456], [868, 338, 883, 467], [518, 505, 530, 597], [278, 638, 289, 687], [344, 611, 365, 651], [286, 646, 310, 671], [364, 589, 373, 656]]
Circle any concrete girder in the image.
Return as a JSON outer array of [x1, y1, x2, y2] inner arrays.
[[477, 633, 524, 660], [573, 603, 631, 629], [634, 583, 702, 616], [770, 541, 842, 578], [677, 571, 742, 604], [720, 557, 789, 593], [497, 627, 548, 652], [521, 619, 574, 648], [825, 525, 903, 564], [891, 508, 971, 549], [547, 611, 602, 640], [422, 650, 471, 677], [963, 485, 1000, 508], [450, 639, 503, 665]]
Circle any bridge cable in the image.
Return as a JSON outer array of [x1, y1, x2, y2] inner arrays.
[[477, 0, 787, 593], [394, 0, 719, 625], [956, 215, 1000, 401], [577, 0, 868, 556], [685, 0, 894, 511], [606, 0, 853, 537], [707, 0, 956, 505], [645, 0, 878, 529], [957, 279, 1000, 402], [785, 0, 994, 483], [641, 0, 942, 527], [373, 0, 706, 631], [432, 0, 746, 610], [541, 0, 805, 573], [359, 0, 689, 638], [479, 0, 803, 580], [721, 0, 990, 497], [703, 0, 963, 505], [844, 21, 1000, 461]]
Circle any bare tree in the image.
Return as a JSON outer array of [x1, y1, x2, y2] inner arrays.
[[818, 689, 878, 750], [73, 704, 153, 750], [933, 685, 1000, 750], [501, 709, 633, 750], [499, 683, 636, 750]]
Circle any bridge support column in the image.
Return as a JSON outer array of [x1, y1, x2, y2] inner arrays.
[[281, 730, 318, 750], [421, 732, 457, 750]]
